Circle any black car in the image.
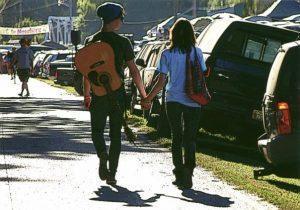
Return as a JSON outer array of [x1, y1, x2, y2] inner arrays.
[[124, 41, 167, 112], [197, 19, 299, 137], [255, 41, 300, 178]]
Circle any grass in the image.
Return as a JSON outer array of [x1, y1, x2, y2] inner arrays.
[[36, 78, 79, 96], [127, 113, 300, 210]]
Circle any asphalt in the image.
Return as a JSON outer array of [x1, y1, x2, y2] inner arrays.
[[0, 74, 277, 210]]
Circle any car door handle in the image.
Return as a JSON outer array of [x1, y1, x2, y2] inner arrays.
[[217, 73, 229, 79]]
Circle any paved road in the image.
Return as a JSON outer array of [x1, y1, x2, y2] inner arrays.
[[0, 75, 276, 210]]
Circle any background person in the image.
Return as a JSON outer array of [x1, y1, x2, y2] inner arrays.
[[83, 2, 148, 185], [142, 18, 207, 189], [12, 38, 34, 97]]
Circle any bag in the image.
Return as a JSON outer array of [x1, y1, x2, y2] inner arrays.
[[185, 47, 211, 105]]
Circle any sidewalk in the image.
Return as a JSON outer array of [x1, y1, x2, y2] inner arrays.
[[0, 75, 277, 210]]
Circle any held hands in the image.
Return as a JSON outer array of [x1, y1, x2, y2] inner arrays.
[[141, 96, 152, 110], [84, 95, 91, 110]]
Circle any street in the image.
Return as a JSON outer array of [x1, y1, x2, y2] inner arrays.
[[0, 75, 276, 210]]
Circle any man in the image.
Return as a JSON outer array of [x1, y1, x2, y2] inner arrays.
[[6, 47, 17, 80], [12, 38, 34, 97], [83, 2, 148, 185]]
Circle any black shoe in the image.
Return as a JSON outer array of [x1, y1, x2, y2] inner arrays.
[[25, 93, 30, 97], [106, 172, 117, 185], [18, 93, 23, 97], [180, 168, 193, 189], [172, 168, 183, 187], [99, 153, 108, 181]]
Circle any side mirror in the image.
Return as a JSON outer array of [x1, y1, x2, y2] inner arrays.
[[136, 58, 147, 68]]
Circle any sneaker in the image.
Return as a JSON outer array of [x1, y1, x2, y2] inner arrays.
[[98, 153, 108, 181], [106, 172, 117, 185]]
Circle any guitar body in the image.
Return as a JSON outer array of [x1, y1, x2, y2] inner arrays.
[[74, 42, 122, 96]]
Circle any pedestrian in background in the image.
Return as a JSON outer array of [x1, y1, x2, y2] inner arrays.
[[0, 52, 3, 74], [10, 47, 17, 81], [142, 18, 207, 189], [11, 38, 34, 97], [83, 2, 147, 185]]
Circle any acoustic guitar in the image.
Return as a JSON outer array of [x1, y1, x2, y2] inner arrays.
[[74, 41, 136, 144], [74, 42, 122, 96]]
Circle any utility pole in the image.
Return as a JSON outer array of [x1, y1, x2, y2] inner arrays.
[[192, 0, 197, 18], [174, 0, 179, 21], [19, 0, 22, 21]]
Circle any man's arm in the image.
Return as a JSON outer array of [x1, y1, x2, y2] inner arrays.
[[126, 59, 147, 99], [83, 76, 91, 109], [83, 76, 91, 97]]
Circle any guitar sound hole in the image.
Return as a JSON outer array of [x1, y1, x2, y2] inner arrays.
[[99, 74, 110, 85], [90, 60, 105, 69]]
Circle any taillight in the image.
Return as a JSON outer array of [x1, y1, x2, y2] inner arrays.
[[276, 102, 292, 135]]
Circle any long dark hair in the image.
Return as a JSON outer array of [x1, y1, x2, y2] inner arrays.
[[169, 18, 196, 53]]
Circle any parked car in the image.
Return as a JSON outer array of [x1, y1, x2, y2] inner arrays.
[[55, 67, 74, 85], [196, 19, 299, 138], [254, 40, 300, 179], [32, 51, 47, 77], [40, 50, 72, 78], [126, 41, 167, 113], [49, 54, 74, 77]]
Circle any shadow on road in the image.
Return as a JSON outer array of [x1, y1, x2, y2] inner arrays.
[[0, 97, 167, 167], [91, 185, 162, 207]]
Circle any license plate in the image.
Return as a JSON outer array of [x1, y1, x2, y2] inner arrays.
[[252, 110, 263, 121]]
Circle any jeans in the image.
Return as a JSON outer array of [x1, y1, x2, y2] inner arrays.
[[89, 89, 125, 174], [166, 102, 201, 174]]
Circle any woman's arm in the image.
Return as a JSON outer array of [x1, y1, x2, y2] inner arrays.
[[126, 59, 147, 99], [144, 73, 166, 103]]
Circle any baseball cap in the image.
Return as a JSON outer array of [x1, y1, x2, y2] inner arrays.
[[96, 2, 125, 23]]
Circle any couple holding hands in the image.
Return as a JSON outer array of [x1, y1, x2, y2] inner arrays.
[[84, 2, 206, 189]]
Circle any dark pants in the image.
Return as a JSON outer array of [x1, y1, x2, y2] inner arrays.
[[166, 102, 201, 174], [89, 89, 125, 174]]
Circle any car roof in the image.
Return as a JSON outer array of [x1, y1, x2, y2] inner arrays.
[[280, 40, 300, 52], [197, 19, 299, 53]]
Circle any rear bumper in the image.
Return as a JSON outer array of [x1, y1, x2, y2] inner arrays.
[[258, 133, 300, 167]]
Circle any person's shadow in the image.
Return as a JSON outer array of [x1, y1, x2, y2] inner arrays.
[[180, 189, 234, 208], [90, 185, 162, 207], [91, 185, 234, 208]]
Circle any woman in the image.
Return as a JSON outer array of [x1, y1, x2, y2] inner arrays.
[[142, 18, 207, 189]]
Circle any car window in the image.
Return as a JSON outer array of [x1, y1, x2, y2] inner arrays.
[[56, 53, 69, 60], [243, 35, 281, 63], [244, 38, 264, 60], [147, 46, 161, 68], [262, 40, 282, 63]]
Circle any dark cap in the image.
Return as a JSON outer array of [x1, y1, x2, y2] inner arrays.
[[96, 2, 125, 23]]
